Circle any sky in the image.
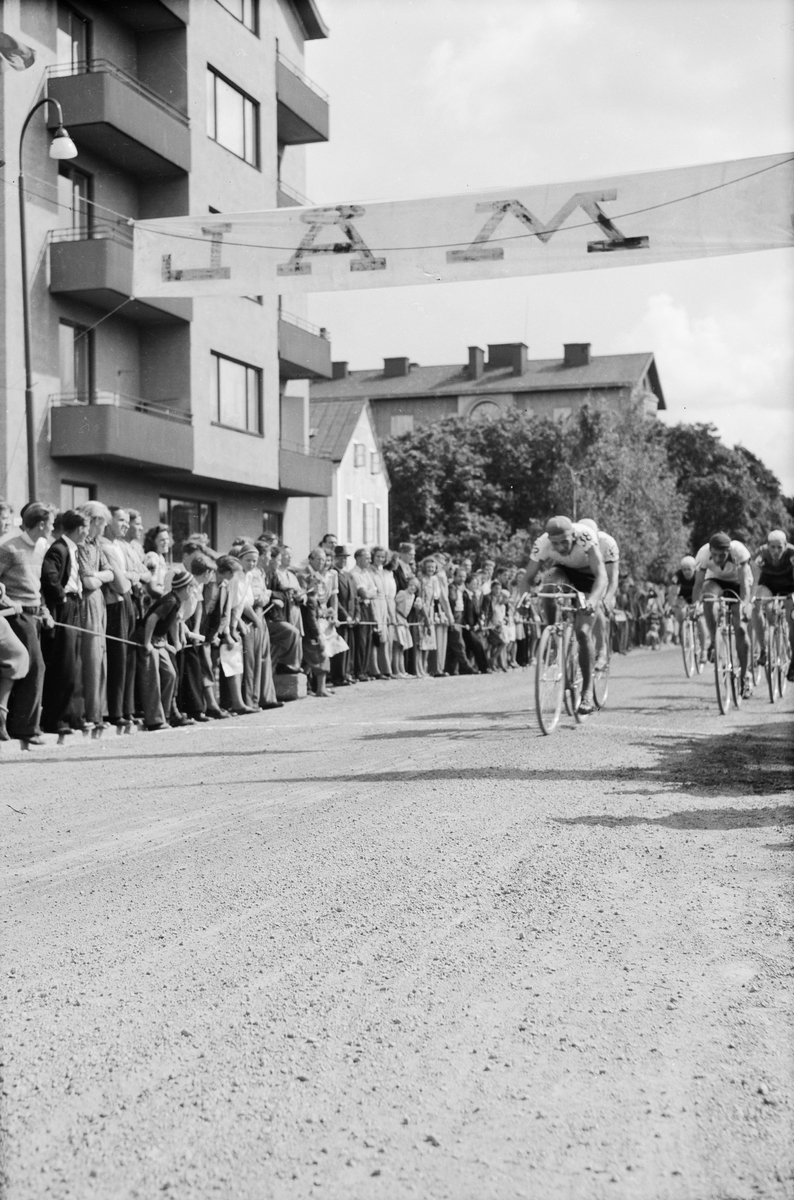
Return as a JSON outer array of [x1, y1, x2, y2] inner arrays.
[[301, 0, 794, 492]]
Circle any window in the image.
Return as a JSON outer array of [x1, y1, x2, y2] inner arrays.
[[59, 320, 91, 400], [353, 442, 366, 468], [159, 496, 215, 560], [362, 502, 375, 545], [60, 481, 93, 511], [57, 2, 90, 70], [390, 414, 414, 437], [207, 67, 259, 166], [469, 400, 502, 420], [262, 509, 282, 539], [346, 498, 353, 543], [58, 164, 91, 234], [370, 451, 381, 474], [210, 351, 263, 434], [215, 0, 259, 34], [375, 506, 382, 544]]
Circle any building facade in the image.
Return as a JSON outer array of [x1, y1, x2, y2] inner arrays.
[[308, 398, 389, 550], [1, 0, 333, 554], [311, 342, 666, 447]]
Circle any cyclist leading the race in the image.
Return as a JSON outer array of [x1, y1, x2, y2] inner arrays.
[[578, 517, 619, 671], [751, 530, 794, 682], [691, 531, 753, 697], [520, 516, 608, 717]]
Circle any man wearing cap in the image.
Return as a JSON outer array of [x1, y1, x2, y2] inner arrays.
[[751, 530, 794, 679], [520, 515, 608, 716], [692, 531, 753, 695]]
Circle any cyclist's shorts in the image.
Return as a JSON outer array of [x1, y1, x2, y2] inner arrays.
[[702, 579, 741, 601], [757, 576, 794, 598], [541, 564, 595, 595]]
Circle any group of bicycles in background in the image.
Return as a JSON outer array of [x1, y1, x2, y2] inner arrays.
[[518, 520, 794, 734]]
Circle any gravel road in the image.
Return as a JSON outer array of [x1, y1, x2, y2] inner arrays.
[[1, 647, 792, 1200]]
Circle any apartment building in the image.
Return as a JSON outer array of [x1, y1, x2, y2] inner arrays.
[[1, 0, 333, 554], [311, 343, 667, 446]]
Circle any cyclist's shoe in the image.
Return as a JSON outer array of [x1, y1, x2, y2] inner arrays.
[[594, 652, 608, 671], [707, 644, 715, 663], [577, 697, 595, 717], [741, 677, 753, 700], [758, 647, 767, 667], [787, 662, 794, 682]]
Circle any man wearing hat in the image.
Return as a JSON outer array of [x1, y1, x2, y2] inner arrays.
[[751, 529, 794, 680], [330, 544, 358, 685], [692, 531, 753, 696], [520, 515, 608, 716]]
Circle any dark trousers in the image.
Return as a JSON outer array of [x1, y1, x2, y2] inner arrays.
[[178, 644, 206, 715], [106, 594, 136, 723], [462, 628, 489, 673], [41, 596, 83, 732], [6, 613, 45, 739], [445, 625, 474, 674], [329, 647, 350, 684], [351, 622, 373, 678]]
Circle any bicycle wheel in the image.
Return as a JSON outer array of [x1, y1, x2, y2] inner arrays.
[[777, 620, 791, 698], [681, 618, 695, 678], [714, 625, 732, 714], [535, 625, 564, 735], [747, 623, 760, 687], [563, 624, 582, 716], [729, 620, 743, 709], [765, 623, 779, 702], [593, 637, 611, 709]]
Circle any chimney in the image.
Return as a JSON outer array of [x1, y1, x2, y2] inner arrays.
[[468, 346, 484, 380], [332, 361, 349, 380], [383, 356, 411, 378], [487, 342, 527, 376], [563, 343, 591, 368]]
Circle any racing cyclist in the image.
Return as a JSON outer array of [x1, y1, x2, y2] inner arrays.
[[578, 517, 619, 671], [691, 531, 753, 697], [751, 530, 794, 681], [667, 555, 708, 663], [520, 515, 608, 716]]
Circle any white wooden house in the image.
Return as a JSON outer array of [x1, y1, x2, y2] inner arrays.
[[308, 399, 390, 549]]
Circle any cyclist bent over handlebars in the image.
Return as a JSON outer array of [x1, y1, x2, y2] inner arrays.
[[691, 531, 753, 698], [518, 516, 608, 717]]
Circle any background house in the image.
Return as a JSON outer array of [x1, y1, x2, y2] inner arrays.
[[1, 0, 333, 555], [311, 342, 666, 446], [308, 398, 389, 549]]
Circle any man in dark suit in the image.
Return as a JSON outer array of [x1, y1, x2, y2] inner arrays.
[[40, 510, 87, 735], [331, 544, 358, 685], [462, 573, 490, 674]]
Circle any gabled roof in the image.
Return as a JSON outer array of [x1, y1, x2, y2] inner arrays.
[[308, 398, 367, 460], [310, 352, 665, 409]]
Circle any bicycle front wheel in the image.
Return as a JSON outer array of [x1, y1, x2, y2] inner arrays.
[[681, 619, 695, 678], [765, 624, 779, 703], [777, 620, 791, 698], [714, 626, 732, 714], [747, 623, 761, 687], [593, 639, 611, 709], [535, 625, 564, 735], [563, 624, 582, 717]]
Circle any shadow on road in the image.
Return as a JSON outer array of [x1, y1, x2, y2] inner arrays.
[[554, 805, 794, 831]]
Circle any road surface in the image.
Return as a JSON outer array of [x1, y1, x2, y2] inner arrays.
[[1, 647, 792, 1199]]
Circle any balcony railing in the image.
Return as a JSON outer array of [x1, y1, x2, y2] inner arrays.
[[280, 310, 330, 339], [50, 392, 191, 425], [276, 51, 328, 102], [47, 59, 189, 124], [49, 219, 134, 246]]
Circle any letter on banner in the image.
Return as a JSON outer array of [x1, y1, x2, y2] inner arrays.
[[162, 223, 232, 282], [447, 190, 649, 262], [278, 205, 386, 275]]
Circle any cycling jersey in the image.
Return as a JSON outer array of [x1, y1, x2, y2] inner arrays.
[[694, 540, 751, 584], [755, 543, 794, 596], [673, 569, 695, 603], [596, 531, 619, 564], [530, 524, 600, 575]]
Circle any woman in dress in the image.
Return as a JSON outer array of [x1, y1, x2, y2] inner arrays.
[[368, 546, 394, 678], [143, 524, 172, 603], [77, 502, 115, 735], [393, 575, 418, 678], [416, 557, 443, 677]]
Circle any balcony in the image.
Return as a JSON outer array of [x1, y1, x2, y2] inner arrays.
[[278, 444, 333, 497], [47, 61, 190, 177], [49, 224, 191, 324], [50, 393, 193, 473], [276, 52, 329, 145], [278, 311, 332, 380]]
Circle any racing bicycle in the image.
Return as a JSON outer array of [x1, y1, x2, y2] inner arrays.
[[709, 595, 744, 715], [680, 604, 705, 678], [533, 586, 590, 735], [763, 596, 792, 703]]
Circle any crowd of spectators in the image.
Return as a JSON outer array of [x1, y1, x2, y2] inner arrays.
[[0, 496, 668, 749]]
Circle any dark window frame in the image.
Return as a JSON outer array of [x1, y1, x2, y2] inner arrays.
[[210, 349, 264, 436], [215, 0, 259, 36], [206, 65, 260, 168]]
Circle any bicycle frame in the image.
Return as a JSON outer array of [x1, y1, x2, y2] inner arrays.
[[533, 587, 587, 735], [707, 595, 743, 714]]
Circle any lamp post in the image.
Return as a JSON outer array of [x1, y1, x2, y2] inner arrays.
[[18, 97, 77, 503]]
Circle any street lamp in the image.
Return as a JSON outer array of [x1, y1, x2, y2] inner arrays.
[[18, 97, 77, 503]]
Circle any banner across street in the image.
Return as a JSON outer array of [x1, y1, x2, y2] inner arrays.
[[131, 152, 794, 300]]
